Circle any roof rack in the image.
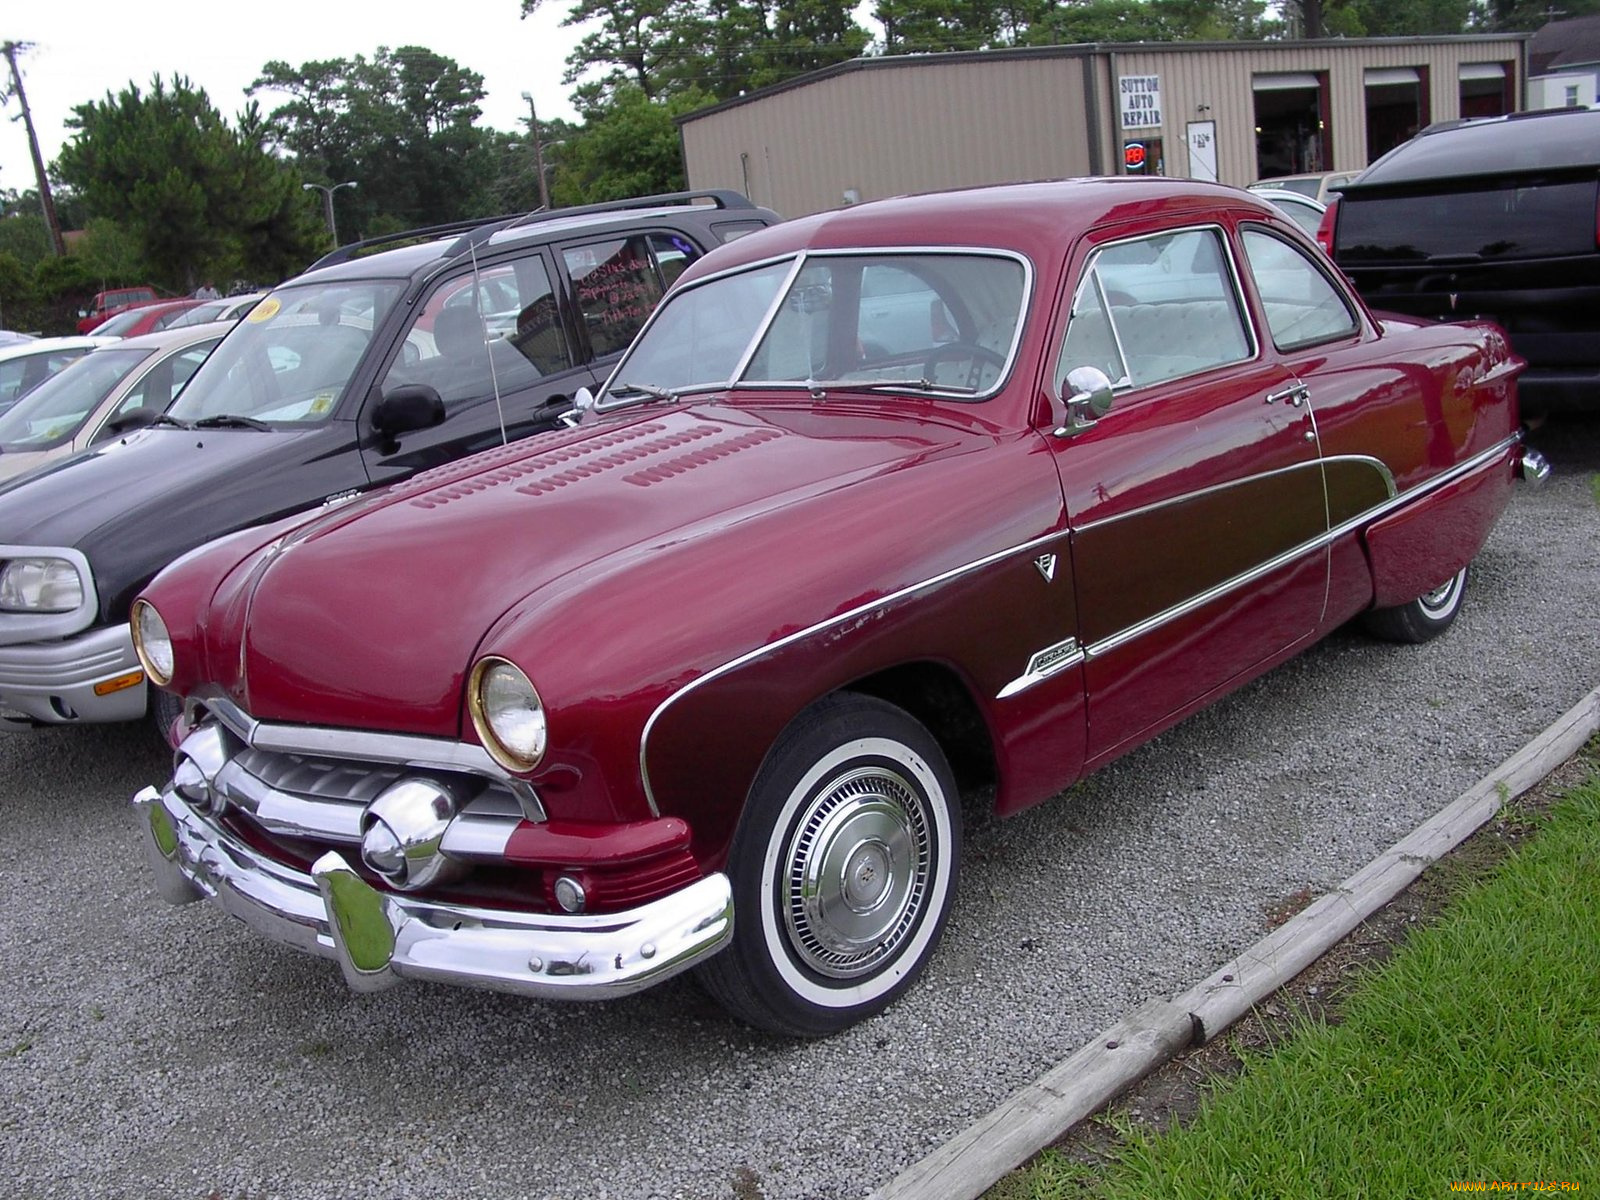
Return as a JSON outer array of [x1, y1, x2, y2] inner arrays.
[[306, 189, 759, 273]]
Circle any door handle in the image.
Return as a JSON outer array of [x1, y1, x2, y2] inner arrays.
[[1265, 383, 1310, 407]]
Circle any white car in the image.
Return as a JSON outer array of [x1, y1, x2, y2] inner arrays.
[[0, 336, 120, 417], [1252, 187, 1328, 237], [0, 325, 226, 484]]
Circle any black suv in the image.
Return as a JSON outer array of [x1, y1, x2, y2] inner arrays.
[[0, 190, 780, 732], [1326, 106, 1600, 414]]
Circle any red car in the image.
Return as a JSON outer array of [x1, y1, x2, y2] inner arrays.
[[87, 298, 206, 338], [76, 286, 162, 334], [131, 179, 1541, 1035]]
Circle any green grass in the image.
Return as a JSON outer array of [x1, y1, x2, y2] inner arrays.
[[996, 775, 1600, 1199]]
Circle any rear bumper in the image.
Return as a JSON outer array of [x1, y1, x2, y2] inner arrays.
[[132, 782, 734, 1000], [0, 623, 146, 728]]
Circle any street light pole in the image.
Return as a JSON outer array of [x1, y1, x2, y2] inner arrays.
[[301, 180, 358, 245], [520, 91, 552, 211]]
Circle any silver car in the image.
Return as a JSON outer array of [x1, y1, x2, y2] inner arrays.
[[0, 324, 226, 485]]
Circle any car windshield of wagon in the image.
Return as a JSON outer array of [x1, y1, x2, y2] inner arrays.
[[167, 280, 402, 424], [0, 347, 145, 452], [602, 251, 1028, 403]]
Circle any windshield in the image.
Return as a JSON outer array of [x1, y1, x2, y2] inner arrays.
[[168, 280, 403, 424], [602, 251, 1028, 405], [0, 347, 145, 451]]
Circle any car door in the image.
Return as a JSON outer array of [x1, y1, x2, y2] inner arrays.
[[360, 245, 599, 484], [559, 231, 705, 383], [1046, 222, 1330, 765]]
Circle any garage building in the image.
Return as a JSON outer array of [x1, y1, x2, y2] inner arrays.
[[679, 35, 1529, 217]]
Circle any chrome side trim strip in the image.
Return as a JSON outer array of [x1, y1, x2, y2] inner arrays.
[[638, 529, 1067, 812], [1073, 453, 1396, 537], [1085, 435, 1518, 662], [997, 638, 1084, 700]]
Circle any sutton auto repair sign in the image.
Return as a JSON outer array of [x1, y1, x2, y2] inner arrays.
[[1119, 75, 1162, 129]]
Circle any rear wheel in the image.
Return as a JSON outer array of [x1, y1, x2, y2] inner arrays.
[[698, 693, 961, 1037], [1361, 565, 1469, 644]]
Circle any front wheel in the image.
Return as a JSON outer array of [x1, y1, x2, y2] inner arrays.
[[1360, 565, 1469, 644], [698, 694, 962, 1037]]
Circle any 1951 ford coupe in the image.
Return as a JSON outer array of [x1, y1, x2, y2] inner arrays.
[[131, 179, 1543, 1036]]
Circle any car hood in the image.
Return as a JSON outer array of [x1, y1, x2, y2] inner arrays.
[[197, 400, 1026, 737], [0, 423, 360, 621]]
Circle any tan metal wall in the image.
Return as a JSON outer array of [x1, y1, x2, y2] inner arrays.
[[1110, 39, 1525, 184], [680, 55, 1096, 218], [681, 38, 1528, 217]]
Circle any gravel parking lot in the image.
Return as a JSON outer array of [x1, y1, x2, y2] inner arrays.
[[3, 416, 1596, 1200]]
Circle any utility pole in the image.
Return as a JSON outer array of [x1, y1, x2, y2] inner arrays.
[[520, 91, 552, 211], [1, 41, 67, 257]]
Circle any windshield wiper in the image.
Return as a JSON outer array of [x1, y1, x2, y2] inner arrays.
[[192, 414, 273, 431], [807, 378, 978, 397], [146, 414, 195, 430], [611, 381, 679, 402]]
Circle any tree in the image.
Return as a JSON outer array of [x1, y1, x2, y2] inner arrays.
[[550, 86, 698, 204], [54, 75, 322, 291], [523, 0, 870, 105], [251, 46, 499, 231]]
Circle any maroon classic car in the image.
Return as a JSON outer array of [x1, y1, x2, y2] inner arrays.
[[131, 179, 1543, 1036]]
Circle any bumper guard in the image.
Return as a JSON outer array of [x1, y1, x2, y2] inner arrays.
[[132, 783, 734, 1000]]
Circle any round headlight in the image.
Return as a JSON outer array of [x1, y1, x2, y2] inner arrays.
[[469, 657, 547, 772], [131, 600, 174, 686]]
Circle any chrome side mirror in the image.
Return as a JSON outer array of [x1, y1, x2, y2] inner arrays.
[[561, 386, 595, 428], [1053, 366, 1115, 437]]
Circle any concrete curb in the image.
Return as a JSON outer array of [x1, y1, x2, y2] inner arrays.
[[871, 683, 1600, 1200]]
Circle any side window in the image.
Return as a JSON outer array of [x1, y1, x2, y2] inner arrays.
[[650, 233, 700, 290], [117, 343, 215, 416], [1056, 273, 1129, 393], [382, 251, 571, 411], [1242, 229, 1359, 350], [1059, 228, 1252, 392], [564, 236, 667, 359]]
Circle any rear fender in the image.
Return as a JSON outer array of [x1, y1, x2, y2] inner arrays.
[[1362, 447, 1516, 609]]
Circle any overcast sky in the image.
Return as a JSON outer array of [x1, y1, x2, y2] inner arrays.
[[2, 0, 588, 193]]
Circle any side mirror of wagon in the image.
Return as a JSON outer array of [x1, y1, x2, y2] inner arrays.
[[372, 385, 446, 438], [1053, 366, 1115, 438], [561, 386, 595, 428]]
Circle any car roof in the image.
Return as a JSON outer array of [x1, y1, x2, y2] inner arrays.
[[1252, 188, 1325, 210], [297, 190, 779, 287], [93, 323, 233, 354], [1347, 106, 1600, 189], [681, 178, 1280, 274], [0, 335, 119, 362]]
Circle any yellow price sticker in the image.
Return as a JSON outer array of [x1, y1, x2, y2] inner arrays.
[[247, 297, 281, 322]]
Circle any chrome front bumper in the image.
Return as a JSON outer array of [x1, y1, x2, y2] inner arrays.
[[0, 622, 146, 727], [132, 783, 734, 1000]]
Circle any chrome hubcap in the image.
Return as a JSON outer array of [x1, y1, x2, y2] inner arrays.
[[782, 766, 931, 979]]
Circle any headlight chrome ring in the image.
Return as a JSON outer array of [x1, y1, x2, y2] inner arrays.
[[468, 656, 547, 773], [131, 600, 175, 687]]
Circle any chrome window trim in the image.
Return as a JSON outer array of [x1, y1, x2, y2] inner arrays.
[[599, 246, 1036, 410], [1238, 224, 1363, 351], [193, 690, 546, 822], [1067, 223, 1258, 398], [638, 528, 1066, 813], [0, 543, 99, 641]]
